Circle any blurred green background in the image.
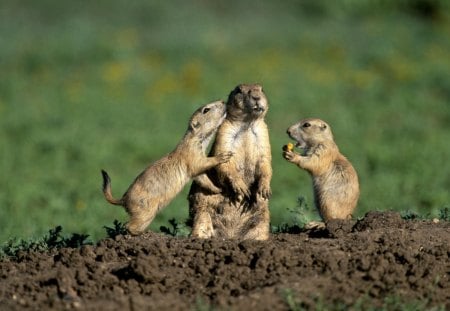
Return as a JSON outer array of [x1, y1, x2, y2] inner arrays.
[[1, 0, 449, 242]]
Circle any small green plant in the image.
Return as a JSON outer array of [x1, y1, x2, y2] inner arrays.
[[438, 207, 449, 221], [0, 226, 91, 259], [63, 232, 92, 248], [1, 238, 39, 259], [272, 195, 313, 233], [104, 220, 128, 238], [192, 297, 216, 311], [281, 288, 304, 311], [159, 218, 190, 237], [37, 226, 91, 249], [45, 226, 90, 248], [290, 196, 311, 227], [401, 210, 422, 220]]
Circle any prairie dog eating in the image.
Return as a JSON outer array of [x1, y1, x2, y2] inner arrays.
[[283, 118, 359, 221]]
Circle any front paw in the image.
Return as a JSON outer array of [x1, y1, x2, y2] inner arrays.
[[282, 150, 299, 163], [257, 183, 272, 200], [216, 151, 234, 164], [230, 179, 251, 201]]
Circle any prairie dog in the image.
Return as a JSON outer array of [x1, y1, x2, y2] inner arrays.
[[102, 101, 233, 235], [283, 118, 359, 221], [189, 83, 272, 240]]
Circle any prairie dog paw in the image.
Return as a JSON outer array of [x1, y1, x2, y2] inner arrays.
[[257, 185, 272, 200], [282, 150, 300, 163], [230, 178, 250, 201], [216, 151, 234, 164]]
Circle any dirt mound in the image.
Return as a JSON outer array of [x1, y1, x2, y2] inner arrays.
[[1, 211, 449, 310]]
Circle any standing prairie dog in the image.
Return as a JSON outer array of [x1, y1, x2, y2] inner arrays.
[[101, 101, 233, 235], [283, 118, 359, 221], [189, 83, 272, 240]]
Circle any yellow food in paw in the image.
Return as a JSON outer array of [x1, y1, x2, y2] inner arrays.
[[283, 143, 294, 151]]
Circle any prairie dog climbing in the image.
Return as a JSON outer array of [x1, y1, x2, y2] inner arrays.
[[102, 100, 233, 235]]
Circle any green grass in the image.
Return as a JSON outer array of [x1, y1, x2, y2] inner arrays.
[[0, 0, 449, 243]]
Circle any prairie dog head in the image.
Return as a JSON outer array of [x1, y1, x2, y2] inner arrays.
[[226, 83, 268, 121], [189, 100, 227, 147], [287, 118, 333, 149]]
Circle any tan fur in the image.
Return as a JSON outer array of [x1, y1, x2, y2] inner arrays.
[[101, 101, 233, 235], [189, 84, 272, 240], [283, 118, 359, 221]]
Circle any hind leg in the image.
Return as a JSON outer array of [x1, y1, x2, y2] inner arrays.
[[191, 210, 214, 238], [242, 218, 270, 240], [190, 194, 221, 238], [241, 201, 270, 241], [126, 217, 153, 235], [125, 199, 159, 235]]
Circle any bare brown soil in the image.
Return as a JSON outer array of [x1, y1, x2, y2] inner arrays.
[[1, 211, 449, 310]]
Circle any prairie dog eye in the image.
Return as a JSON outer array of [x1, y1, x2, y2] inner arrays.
[[234, 93, 244, 103], [202, 107, 210, 114], [302, 122, 311, 128]]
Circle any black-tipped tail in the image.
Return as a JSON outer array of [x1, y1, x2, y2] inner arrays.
[[101, 169, 110, 191], [101, 169, 123, 206]]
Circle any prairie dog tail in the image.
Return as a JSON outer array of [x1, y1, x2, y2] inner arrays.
[[101, 170, 124, 206]]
